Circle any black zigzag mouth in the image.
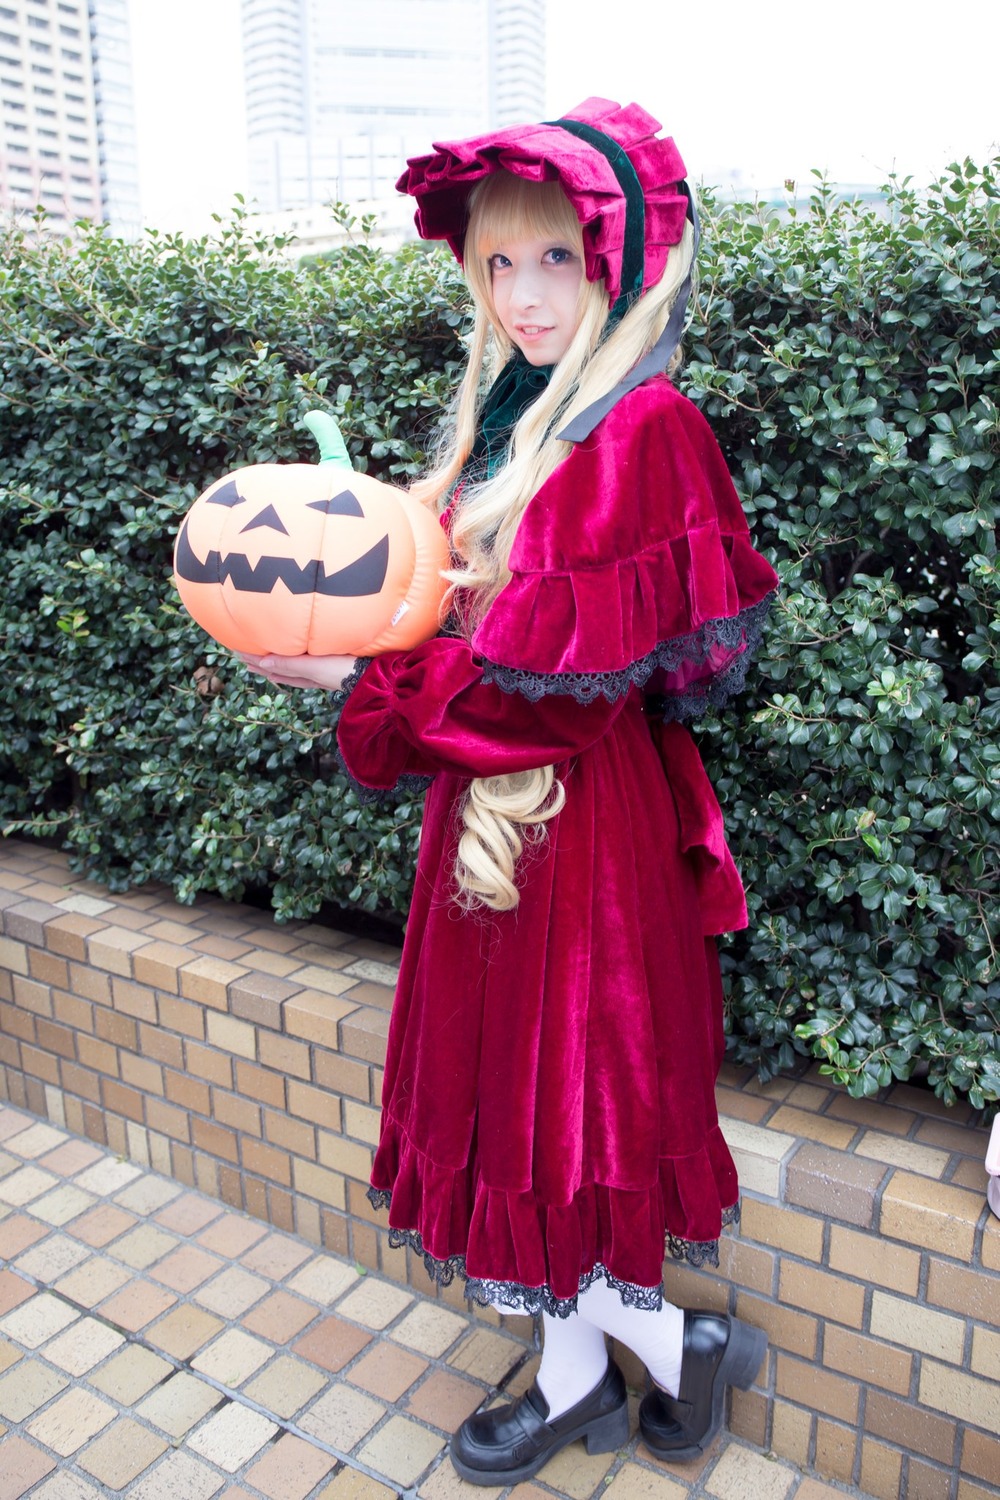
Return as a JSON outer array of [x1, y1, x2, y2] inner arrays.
[[175, 520, 390, 598]]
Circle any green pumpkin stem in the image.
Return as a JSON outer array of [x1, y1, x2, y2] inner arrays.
[[302, 410, 354, 470]]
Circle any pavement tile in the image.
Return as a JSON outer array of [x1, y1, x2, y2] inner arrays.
[[193, 1266, 271, 1318], [405, 1369, 489, 1431], [113, 1175, 183, 1215], [536, 1439, 619, 1496], [299, 1384, 385, 1449], [0, 1109, 33, 1143], [99, 1279, 178, 1332], [4, 1123, 69, 1160], [136, 1371, 224, 1438], [196, 1214, 270, 1258], [0, 1165, 60, 1206], [192, 1327, 274, 1385], [0, 1292, 80, 1349], [287, 1255, 359, 1304], [25, 1385, 117, 1455], [317, 1472, 399, 1500], [150, 1244, 226, 1293], [358, 1413, 446, 1486], [15, 1232, 92, 1281], [145, 1303, 224, 1360], [0, 1358, 69, 1421], [0, 1148, 18, 1178], [37, 1140, 105, 1177], [187, 1400, 279, 1471], [242, 1289, 319, 1343], [29, 1185, 98, 1228], [447, 1327, 525, 1386], [155, 1192, 226, 1235], [126, 1450, 227, 1500], [73, 1158, 143, 1196], [65, 1203, 138, 1248], [77, 1414, 169, 1488], [294, 1315, 372, 1374], [0, 1336, 22, 1374], [241, 1232, 312, 1280], [54, 1254, 133, 1307], [109, 1223, 180, 1270], [704, 1442, 798, 1499], [391, 1302, 469, 1359], [242, 1354, 328, 1419], [0, 1214, 49, 1260], [0, 1268, 35, 1317], [28, 1475, 104, 1500], [245, 1432, 336, 1499], [603, 1465, 688, 1500], [88, 1343, 173, 1403], [336, 1276, 413, 1330], [41, 1314, 125, 1375], [349, 1340, 428, 1401], [0, 1435, 57, 1500]]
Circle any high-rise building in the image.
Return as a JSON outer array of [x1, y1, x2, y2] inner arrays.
[[0, 0, 140, 237], [242, 0, 545, 214]]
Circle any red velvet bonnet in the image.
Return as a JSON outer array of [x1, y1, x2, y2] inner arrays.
[[396, 97, 689, 305]]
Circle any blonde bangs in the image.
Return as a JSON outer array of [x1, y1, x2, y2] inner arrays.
[[465, 171, 586, 317]]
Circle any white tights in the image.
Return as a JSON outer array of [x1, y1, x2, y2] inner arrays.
[[535, 1279, 685, 1419]]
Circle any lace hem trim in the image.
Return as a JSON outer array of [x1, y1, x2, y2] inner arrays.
[[479, 593, 775, 710], [366, 1187, 741, 1318]]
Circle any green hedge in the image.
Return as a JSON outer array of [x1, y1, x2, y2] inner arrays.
[[1, 167, 997, 1107]]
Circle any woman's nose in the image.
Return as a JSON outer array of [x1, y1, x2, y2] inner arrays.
[[511, 265, 543, 310]]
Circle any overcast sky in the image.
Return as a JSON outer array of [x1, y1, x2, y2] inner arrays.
[[127, 0, 1000, 230]]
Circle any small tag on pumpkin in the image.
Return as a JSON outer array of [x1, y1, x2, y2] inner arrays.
[[390, 601, 410, 628]]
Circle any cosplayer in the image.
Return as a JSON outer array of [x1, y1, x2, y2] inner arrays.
[[247, 98, 779, 1484]]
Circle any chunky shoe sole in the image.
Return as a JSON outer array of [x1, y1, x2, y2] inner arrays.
[[640, 1315, 767, 1462], [450, 1386, 630, 1485]]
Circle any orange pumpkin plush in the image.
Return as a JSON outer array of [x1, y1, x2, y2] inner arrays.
[[173, 412, 449, 657]]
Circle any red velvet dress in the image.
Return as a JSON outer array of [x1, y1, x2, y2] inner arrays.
[[336, 377, 778, 1316]]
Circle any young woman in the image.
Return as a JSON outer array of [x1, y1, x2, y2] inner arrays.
[[247, 97, 778, 1485]]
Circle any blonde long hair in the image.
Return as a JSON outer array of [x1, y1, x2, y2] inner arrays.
[[413, 171, 696, 912]]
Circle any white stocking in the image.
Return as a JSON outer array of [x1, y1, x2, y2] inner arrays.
[[577, 1278, 685, 1396], [536, 1311, 609, 1420]]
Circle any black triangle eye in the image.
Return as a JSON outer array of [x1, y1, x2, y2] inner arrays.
[[240, 504, 289, 535], [206, 479, 247, 508], [308, 489, 364, 518]]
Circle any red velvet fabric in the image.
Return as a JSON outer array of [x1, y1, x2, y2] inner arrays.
[[335, 379, 777, 1302]]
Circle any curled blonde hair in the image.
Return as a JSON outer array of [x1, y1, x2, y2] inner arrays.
[[413, 171, 696, 912]]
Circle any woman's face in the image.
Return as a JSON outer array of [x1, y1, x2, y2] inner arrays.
[[485, 233, 585, 366]]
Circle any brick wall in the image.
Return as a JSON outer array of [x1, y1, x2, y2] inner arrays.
[[1, 839, 998, 1498]]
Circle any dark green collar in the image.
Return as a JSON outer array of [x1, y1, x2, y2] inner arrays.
[[469, 355, 553, 479]]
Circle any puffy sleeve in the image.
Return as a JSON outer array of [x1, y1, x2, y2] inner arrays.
[[470, 377, 778, 715], [336, 637, 625, 795]]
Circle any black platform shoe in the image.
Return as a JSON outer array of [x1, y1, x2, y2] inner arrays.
[[450, 1359, 629, 1485], [639, 1310, 767, 1462]]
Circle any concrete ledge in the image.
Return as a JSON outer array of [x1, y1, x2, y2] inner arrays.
[[1, 839, 997, 1500]]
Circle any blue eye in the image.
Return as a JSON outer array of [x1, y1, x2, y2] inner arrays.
[[545, 247, 574, 265], [489, 253, 511, 272]]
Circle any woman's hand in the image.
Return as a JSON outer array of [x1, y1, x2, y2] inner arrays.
[[238, 652, 358, 693]]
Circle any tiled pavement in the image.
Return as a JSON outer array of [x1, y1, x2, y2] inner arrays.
[[0, 1104, 879, 1500]]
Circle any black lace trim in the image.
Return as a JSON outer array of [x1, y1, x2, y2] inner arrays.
[[479, 593, 775, 711], [366, 1186, 741, 1318], [329, 661, 434, 805], [330, 656, 374, 710]]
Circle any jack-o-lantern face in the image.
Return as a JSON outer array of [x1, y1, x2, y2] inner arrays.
[[173, 441, 449, 658]]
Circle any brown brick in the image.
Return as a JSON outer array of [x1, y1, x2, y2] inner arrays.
[[5, 898, 60, 944], [915, 1117, 989, 1157], [0, 935, 29, 975], [815, 1417, 857, 1485], [0, 1000, 35, 1042], [263, 1108, 315, 1158], [229, 972, 300, 1030], [292, 1158, 346, 1210], [137, 1023, 184, 1070], [880, 1172, 982, 1259], [52, 989, 92, 1033], [183, 1040, 233, 1088], [242, 1138, 291, 1186], [828, 1224, 920, 1296], [980, 1217, 1000, 1273], [0, 1033, 20, 1067], [132, 940, 194, 989], [351, 1219, 380, 1272], [778, 1260, 866, 1328], [34, 1017, 76, 1060], [69, 962, 112, 1005], [860, 1437, 903, 1500], [171, 1141, 196, 1185], [824, 1324, 912, 1395], [95, 1007, 137, 1050], [717, 1236, 776, 1295], [156, 993, 204, 1040], [192, 1118, 239, 1164], [907, 1458, 953, 1500], [196, 1153, 219, 1198], [313, 1049, 371, 1102], [740, 1198, 824, 1261], [60, 1060, 101, 1103], [339, 979, 395, 1011], [82, 1099, 108, 1144], [929, 1259, 1000, 1325], [957, 1481, 1000, 1500], [827, 1092, 916, 1136], [213, 1090, 261, 1137], [180, 955, 248, 1009], [343, 1100, 382, 1148], [20, 1044, 60, 1084], [87, 925, 149, 975], [64, 1094, 86, 1134], [111, 977, 158, 1024], [736, 1291, 818, 1359], [267, 1184, 295, 1234], [205, 1011, 257, 1061], [146, 1097, 191, 1143], [918, 1361, 1000, 1430], [775, 1354, 860, 1424], [887, 1083, 973, 1123], [785, 1143, 887, 1228], [771, 1398, 812, 1468], [120, 1051, 165, 1099], [101, 1078, 145, 1124], [769, 1105, 859, 1151], [716, 1085, 773, 1126], [245, 1176, 268, 1220], [235, 1060, 286, 1109], [77, 1033, 120, 1076], [284, 989, 359, 1049], [28, 948, 69, 989], [865, 1391, 957, 1464], [45, 912, 103, 960], [164, 1070, 211, 1116], [256, 1032, 311, 1081], [728, 1386, 768, 1447], [288, 1078, 341, 1131], [960, 1428, 1000, 1485], [870, 1291, 965, 1363], [12, 974, 52, 1017], [317, 1130, 372, 1183], [347, 1179, 385, 1226], [340, 1007, 390, 1065], [971, 1327, 1000, 1380]]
